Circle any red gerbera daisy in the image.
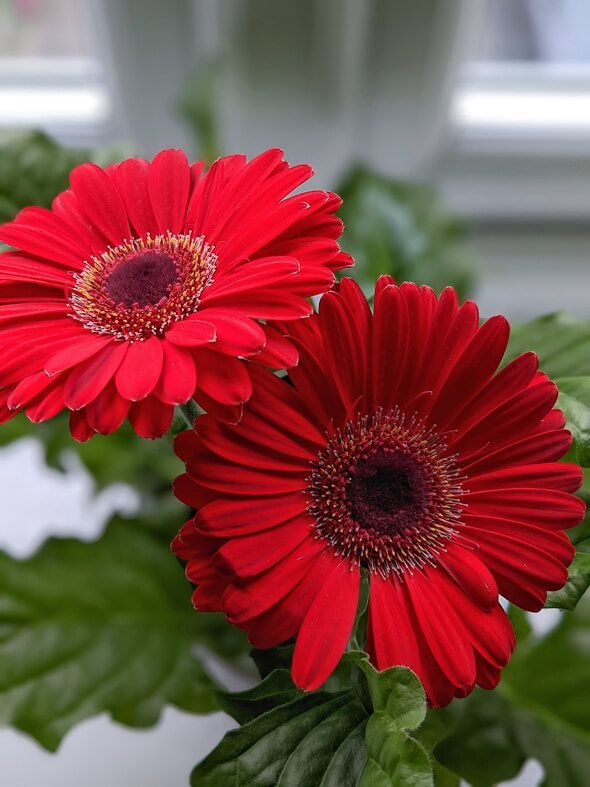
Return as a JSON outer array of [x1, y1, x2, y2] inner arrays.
[[0, 148, 351, 439], [172, 277, 585, 706]]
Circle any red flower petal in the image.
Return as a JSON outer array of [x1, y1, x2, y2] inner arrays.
[[224, 537, 326, 624], [202, 288, 313, 321], [292, 559, 359, 692], [63, 342, 128, 410], [467, 462, 582, 494], [405, 570, 476, 691], [196, 492, 308, 537], [25, 378, 66, 422], [216, 515, 312, 578], [154, 340, 197, 404], [70, 162, 130, 245], [462, 428, 573, 474], [69, 409, 95, 442], [318, 281, 371, 412], [128, 395, 173, 438], [195, 350, 252, 405], [45, 334, 112, 377], [245, 554, 333, 650], [203, 258, 300, 300], [115, 336, 163, 401], [195, 415, 310, 471], [199, 310, 266, 357], [8, 370, 59, 410], [113, 158, 159, 237], [85, 381, 130, 434], [438, 544, 498, 611], [428, 315, 510, 428], [148, 149, 191, 234], [368, 575, 423, 677], [464, 487, 585, 529], [0, 207, 89, 267], [165, 318, 216, 347], [255, 324, 299, 369]]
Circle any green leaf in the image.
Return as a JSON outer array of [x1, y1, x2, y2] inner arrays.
[[434, 599, 590, 786], [0, 129, 123, 224], [414, 711, 460, 787], [556, 377, 590, 466], [218, 669, 303, 724], [545, 551, 590, 611], [352, 658, 432, 787], [543, 377, 590, 610], [191, 690, 368, 786], [196, 654, 433, 786], [337, 167, 477, 299], [0, 515, 249, 750], [250, 643, 295, 680], [504, 312, 590, 378]]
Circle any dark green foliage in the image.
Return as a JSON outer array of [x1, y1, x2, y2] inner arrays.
[[337, 167, 477, 298], [0, 516, 248, 750], [194, 657, 432, 787], [434, 600, 590, 786], [0, 129, 122, 223]]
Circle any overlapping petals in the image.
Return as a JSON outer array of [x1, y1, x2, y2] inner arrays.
[[172, 277, 585, 705], [0, 148, 352, 438]]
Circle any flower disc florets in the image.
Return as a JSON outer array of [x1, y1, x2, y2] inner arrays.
[[70, 232, 217, 341], [307, 407, 464, 578]]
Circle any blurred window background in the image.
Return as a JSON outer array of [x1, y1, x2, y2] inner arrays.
[[0, 0, 95, 57], [0, 0, 588, 447], [0, 0, 109, 141], [474, 0, 590, 62]]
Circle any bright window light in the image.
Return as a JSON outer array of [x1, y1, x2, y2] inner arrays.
[[454, 87, 590, 132], [0, 85, 109, 126]]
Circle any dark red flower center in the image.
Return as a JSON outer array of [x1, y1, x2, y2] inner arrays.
[[70, 232, 217, 341], [347, 451, 430, 537], [307, 409, 464, 578], [105, 251, 179, 308]]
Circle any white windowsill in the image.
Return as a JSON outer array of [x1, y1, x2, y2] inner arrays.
[[437, 62, 590, 220], [452, 62, 590, 155], [0, 57, 111, 146]]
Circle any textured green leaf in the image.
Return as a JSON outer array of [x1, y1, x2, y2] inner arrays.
[[337, 167, 477, 298], [354, 660, 432, 787], [360, 712, 432, 787], [434, 599, 590, 786], [540, 377, 590, 610], [504, 312, 590, 377], [218, 669, 303, 724], [196, 655, 433, 786], [539, 377, 590, 612], [546, 551, 590, 611], [0, 516, 249, 750], [191, 691, 368, 786], [556, 378, 590, 466], [414, 711, 461, 787]]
